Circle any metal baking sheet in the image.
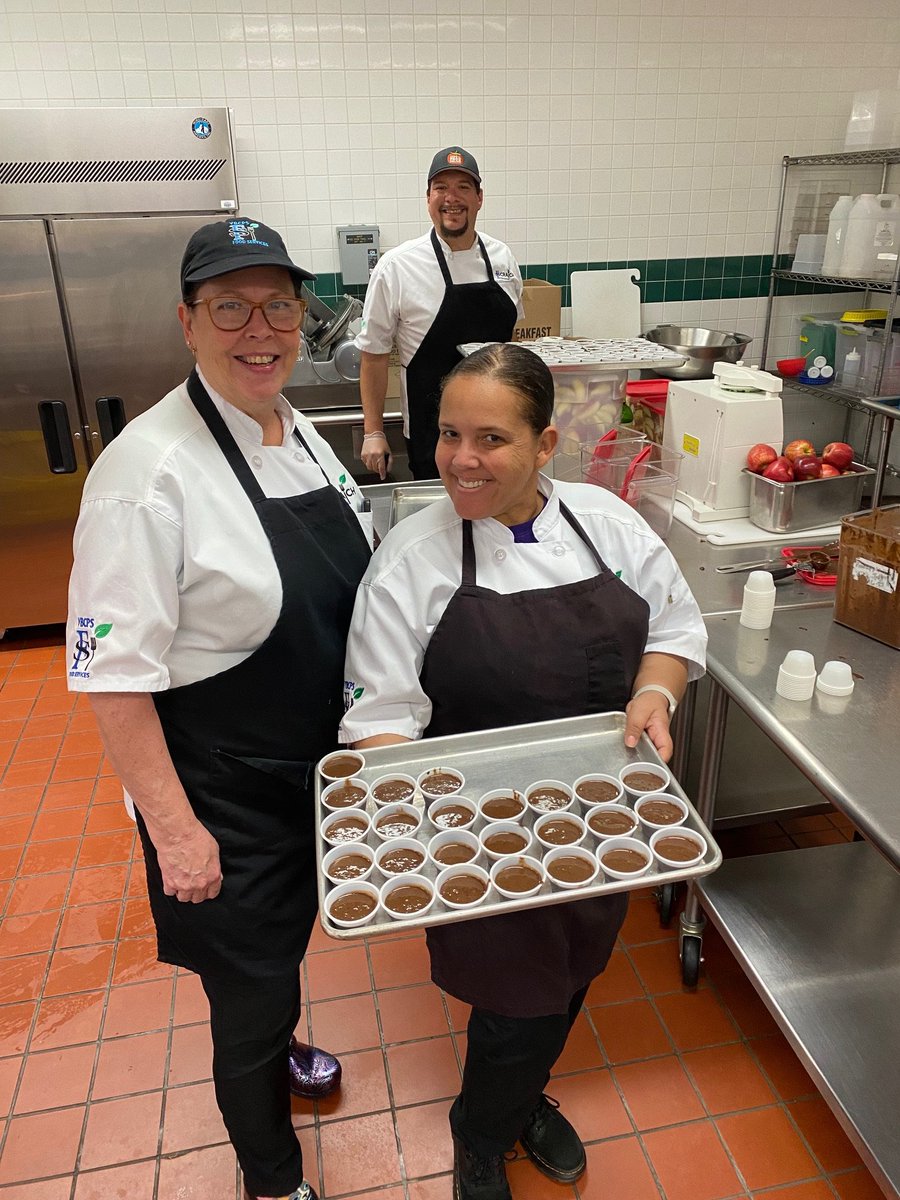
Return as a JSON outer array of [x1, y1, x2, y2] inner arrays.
[[388, 485, 447, 529], [315, 712, 722, 940]]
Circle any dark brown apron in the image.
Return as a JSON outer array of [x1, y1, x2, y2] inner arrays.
[[404, 228, 517, 479], [135, 370, 370, 983], [420, 501, 650, 1016]]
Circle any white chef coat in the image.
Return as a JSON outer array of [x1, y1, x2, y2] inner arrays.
[[340, 476, 707, 743], [67, 369, 369, 693], [355, 230, 524, 433]]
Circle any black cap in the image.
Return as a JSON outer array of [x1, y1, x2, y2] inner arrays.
[[427, 147, 481, 186], [180, 217, 315, 298]]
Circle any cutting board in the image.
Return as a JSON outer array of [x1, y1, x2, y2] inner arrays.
[[570, 268, 642, 339], [672, 502, 841, 546]]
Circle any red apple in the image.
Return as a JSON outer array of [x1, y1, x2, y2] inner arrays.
[[820, 463, 841, 478], [784, 438, 815, 462], [746, 443, 779, 473], [822, 441, 854, 471], [793, 455, 823, 480], [762, 456, 795, 483]]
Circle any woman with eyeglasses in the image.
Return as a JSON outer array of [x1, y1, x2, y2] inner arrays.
[[66, 218, 371, 1200]]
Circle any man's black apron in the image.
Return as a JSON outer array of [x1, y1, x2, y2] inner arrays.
[[419, 502, 650, 1017], [135, 370, 370, 983], [404, 228, 517, 480]]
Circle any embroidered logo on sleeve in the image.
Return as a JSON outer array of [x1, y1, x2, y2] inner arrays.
[[69, 617, 112, 679], [343, 679, 365, 711]]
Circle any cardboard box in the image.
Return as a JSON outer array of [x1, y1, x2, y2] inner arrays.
[[834, 503, 900, 648], [512, 278, 562, 342]]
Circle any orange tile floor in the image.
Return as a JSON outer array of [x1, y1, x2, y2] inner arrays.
[[0, 633, 884, 1200]]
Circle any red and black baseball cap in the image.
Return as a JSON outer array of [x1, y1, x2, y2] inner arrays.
[[180, 217, 315, 297], [426, 147, 481, 187]]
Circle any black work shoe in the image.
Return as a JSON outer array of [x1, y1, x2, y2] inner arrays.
[[519, 1094, 586, 1183], [452, 1136, 513, 1200]]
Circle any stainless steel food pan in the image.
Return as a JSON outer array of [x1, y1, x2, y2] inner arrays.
[[315, 712, 721, 940], [744, 463, 874, 534]]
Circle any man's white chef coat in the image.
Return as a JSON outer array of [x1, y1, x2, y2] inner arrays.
[[67, 370, 368, 693], [355, 231, 524, 434], [340, 476, 707, 743]]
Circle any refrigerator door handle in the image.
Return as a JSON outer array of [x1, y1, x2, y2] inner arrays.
[[38, 400, 78, 474], [95, 395, 127, 447]]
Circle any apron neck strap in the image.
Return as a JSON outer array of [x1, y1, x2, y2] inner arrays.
[[460, 497, 606, 586], [187, 369, 267, 504], [430, 227, 492, 287]]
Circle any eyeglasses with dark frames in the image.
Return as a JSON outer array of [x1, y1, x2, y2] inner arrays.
[[188, 295, 307, 332]]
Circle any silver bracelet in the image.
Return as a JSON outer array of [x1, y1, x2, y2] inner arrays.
[[631, 684, 678, 717]]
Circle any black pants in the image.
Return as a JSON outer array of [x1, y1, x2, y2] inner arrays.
[[201, 971, 304, 1197], [404, 432, 439, 481], [450, 984, 590, 1159]]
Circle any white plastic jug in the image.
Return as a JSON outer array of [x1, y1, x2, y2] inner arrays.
[[870, 193, 900, 280], [839, 194, 882, 277], [821, 195, 853, 275]]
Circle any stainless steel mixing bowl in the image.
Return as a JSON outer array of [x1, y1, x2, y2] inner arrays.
[[642, 325, 753, 380]]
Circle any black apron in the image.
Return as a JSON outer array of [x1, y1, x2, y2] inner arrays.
[[135, 370, 370, 983], [420, 502, 650, 1017], [404, 229, 518, 479]]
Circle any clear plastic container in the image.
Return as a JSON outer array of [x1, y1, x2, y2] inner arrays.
[[581, 442, 684, 538], [547, 365, 630, 482]]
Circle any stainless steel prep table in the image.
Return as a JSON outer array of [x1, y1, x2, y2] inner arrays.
[[688, 606, 900, 1196]]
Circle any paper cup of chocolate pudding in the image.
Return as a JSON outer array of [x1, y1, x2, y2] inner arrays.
[[379, 873, 435, 921], [373, 837, 428, 880], [319, 750, 365, 782], [586, 803, 639, 842], [372, 802, 422, 842], [650, 827, 707, 869], [533, 811, 587, 852], [370, 773, 418, 807], [322, 842, 375, 885], [598, 836, 653, 881], [428, 828, 482, 869], [525, 779, 574, 815], [427, 795, 477, 833], [618, 761, 671, 799], [436, 863, 491, 910], [634, 792, 688, 832], [572, 773, 625, 810], [417, 766, 465, 801], [489, 854, 545, 900], [543, 845, 600, 890], [321, 777, 370, 812], [479, 821, 533, 862], [477, 789, 526, 824], [325, 880, 380, 929], [321, 807, 371, 849]]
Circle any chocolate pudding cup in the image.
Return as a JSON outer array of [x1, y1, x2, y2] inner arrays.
[[598, 836, 652, 881], [533, 811, 587, 851], [370, 773, 418, 807], [634, 793, 688, 832], [321, 777, 370, 811], [489, 854, 545, 899], [428, 828, 481, 869], [427, 795, 477, 832], [417, 766, 465, 800], [572, 773, 624, 810], [618, 760, 671, 798], [586, 803, 639, 841], [378, 873, 435, 921], [374, 837, 427, 879], [543, 845, 599, 890], [436, 863, 491, 910], [525, 779, 574, 815], [373, 802, 422, 842], [650, 827, 707, 868], [319, 750, 365, 781], [477, 789, 526, 823], [478, 820, 533, 862], [321, 807, 371, 848], [325, 880, 380, 928], [323, 842, 375, 885]]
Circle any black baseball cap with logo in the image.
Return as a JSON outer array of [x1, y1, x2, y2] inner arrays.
[[180, 217, 316, 298], [426, 147, 482, 187]]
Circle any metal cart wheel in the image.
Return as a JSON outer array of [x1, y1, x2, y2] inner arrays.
[[680, 934, 703, 988], [655, 882, 678, 928]]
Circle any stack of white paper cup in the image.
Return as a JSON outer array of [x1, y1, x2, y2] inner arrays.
[[816, 660, 855, 697], [776, 650, 817, 700], [739, 571, 776, 630]]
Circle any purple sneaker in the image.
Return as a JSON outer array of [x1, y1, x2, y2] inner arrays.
[[288, 1038, 342, 1099]]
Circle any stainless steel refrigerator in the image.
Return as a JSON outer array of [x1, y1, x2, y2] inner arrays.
[[0, 106, 239, 632]]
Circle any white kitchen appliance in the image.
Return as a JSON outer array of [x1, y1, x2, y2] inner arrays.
[[662, 362, 784, 522]]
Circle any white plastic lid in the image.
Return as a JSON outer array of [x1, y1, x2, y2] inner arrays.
[[780, 649, 816, 678], [816, 660, 855, 697], [745, 570, 776, 594]]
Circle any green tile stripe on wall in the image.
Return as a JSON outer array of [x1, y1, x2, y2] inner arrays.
[[309, 254, 839, 313]]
